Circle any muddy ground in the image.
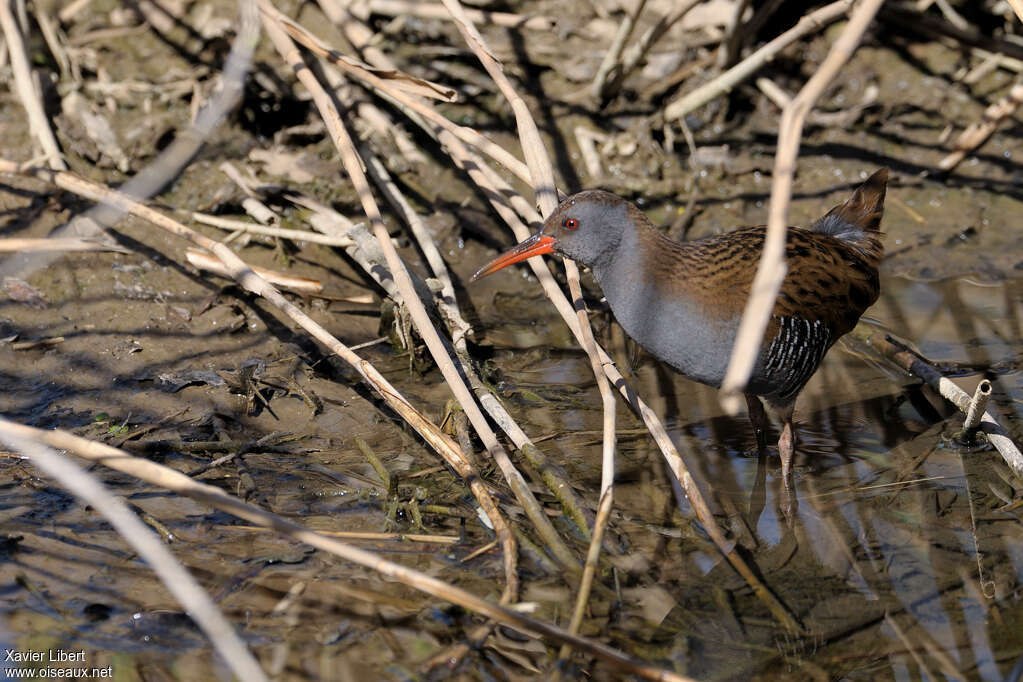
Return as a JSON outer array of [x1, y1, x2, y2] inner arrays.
[[2, 0, 1023, 680]]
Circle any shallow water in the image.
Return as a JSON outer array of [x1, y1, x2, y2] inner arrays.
[[2, 228, 1021, 680], [477, 273, 1023, 679], [2, 1, 1023, 677]]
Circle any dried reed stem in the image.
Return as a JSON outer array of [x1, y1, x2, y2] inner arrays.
[[185, 248, 324, 294], [192, 212, 358, 246], [938, 81, 1023, 171], [263, 10, 579, 578], [719, 0, 885, 413], [0, 0, 65, 169], [1009, 0, 1023, 24], [0, 156, 521, 599], [4, 422, 694, 682], [559, 487, 614, 661], [0, 237, 127, 252], [963, 380, 992, 433], [860, 329, 1023, 474], [360, 0, 555, 30], [591, 0, 648, 99], [0, 422, 267, 682], [664, 0, 853, 121]]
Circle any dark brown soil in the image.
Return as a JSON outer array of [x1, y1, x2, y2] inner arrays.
[[2, 1, 1022, 679]]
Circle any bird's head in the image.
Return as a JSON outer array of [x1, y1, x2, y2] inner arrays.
[[471, 190, 631, 280]]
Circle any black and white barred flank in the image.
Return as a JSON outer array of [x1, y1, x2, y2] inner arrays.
[[763, 316, 832, 403]]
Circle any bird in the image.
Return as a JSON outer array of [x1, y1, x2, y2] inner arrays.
[[472, 169, 888, 481]]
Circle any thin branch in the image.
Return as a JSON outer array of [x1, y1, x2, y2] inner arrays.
[[718, 0, 885, 413], [3, 422, 695, 682], [664, 0, 853, 121], [358, 0, 555, 31], [0, 237, 129, 253], [591, 0, 648, 99], [856, 328, 1023, 474], [938, 81, 1023, 172], [0, 157, 519, 596], [1009, 0, 1023, 24], [0, 0, 66, 169], [192, 212, 360, 246], [184, 248, 324, 294], [559, 487, 614, 661], [262, 9, 579, 581], [0, 422, 268, 682]]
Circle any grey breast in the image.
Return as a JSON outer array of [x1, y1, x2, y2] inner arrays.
[[592, 231, 736, 389]]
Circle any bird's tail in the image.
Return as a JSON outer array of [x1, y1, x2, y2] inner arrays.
[[811, 168, 887, 260]]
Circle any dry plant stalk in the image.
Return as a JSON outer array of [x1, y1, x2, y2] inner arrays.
[[884, 613, 941, 680], [261, 9, 580, 578], [184, 248, 324, 294], [665, 0, 853, 121], [938, 81, 1023, 171], [3, 422, 695, 682], [1010, 0, 1023, 24], [361, 0, 555, 30], [192, 211, 359, 246], [559, 488, 614, 660], [440, 0, 803, 634], [224, 525, 461, 544], [0, 0, 65, 170], [590, 0, 648, 99], [0, 156, 522, 598], [718, 0, 886, 413], [0, 237, 127, 252], [0, 423, 267, 682], [859, 329, 1023, 474], [962, 380, 992, 433]]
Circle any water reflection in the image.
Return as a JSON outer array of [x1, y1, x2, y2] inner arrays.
[[511, 275, 1023, 678]]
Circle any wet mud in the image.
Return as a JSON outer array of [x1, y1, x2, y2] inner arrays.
[[2, 1, 1023, 679]]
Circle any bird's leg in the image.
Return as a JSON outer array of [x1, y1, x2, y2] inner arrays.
[[775, 403, 796, 480], [774, 403, 798, 523], [744, 393, 769, 452]]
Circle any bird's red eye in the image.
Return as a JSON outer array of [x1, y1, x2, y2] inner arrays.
[[563, 218, 579, 230]]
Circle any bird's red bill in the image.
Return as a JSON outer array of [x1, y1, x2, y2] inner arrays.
[[471, 233, 556, 281]]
